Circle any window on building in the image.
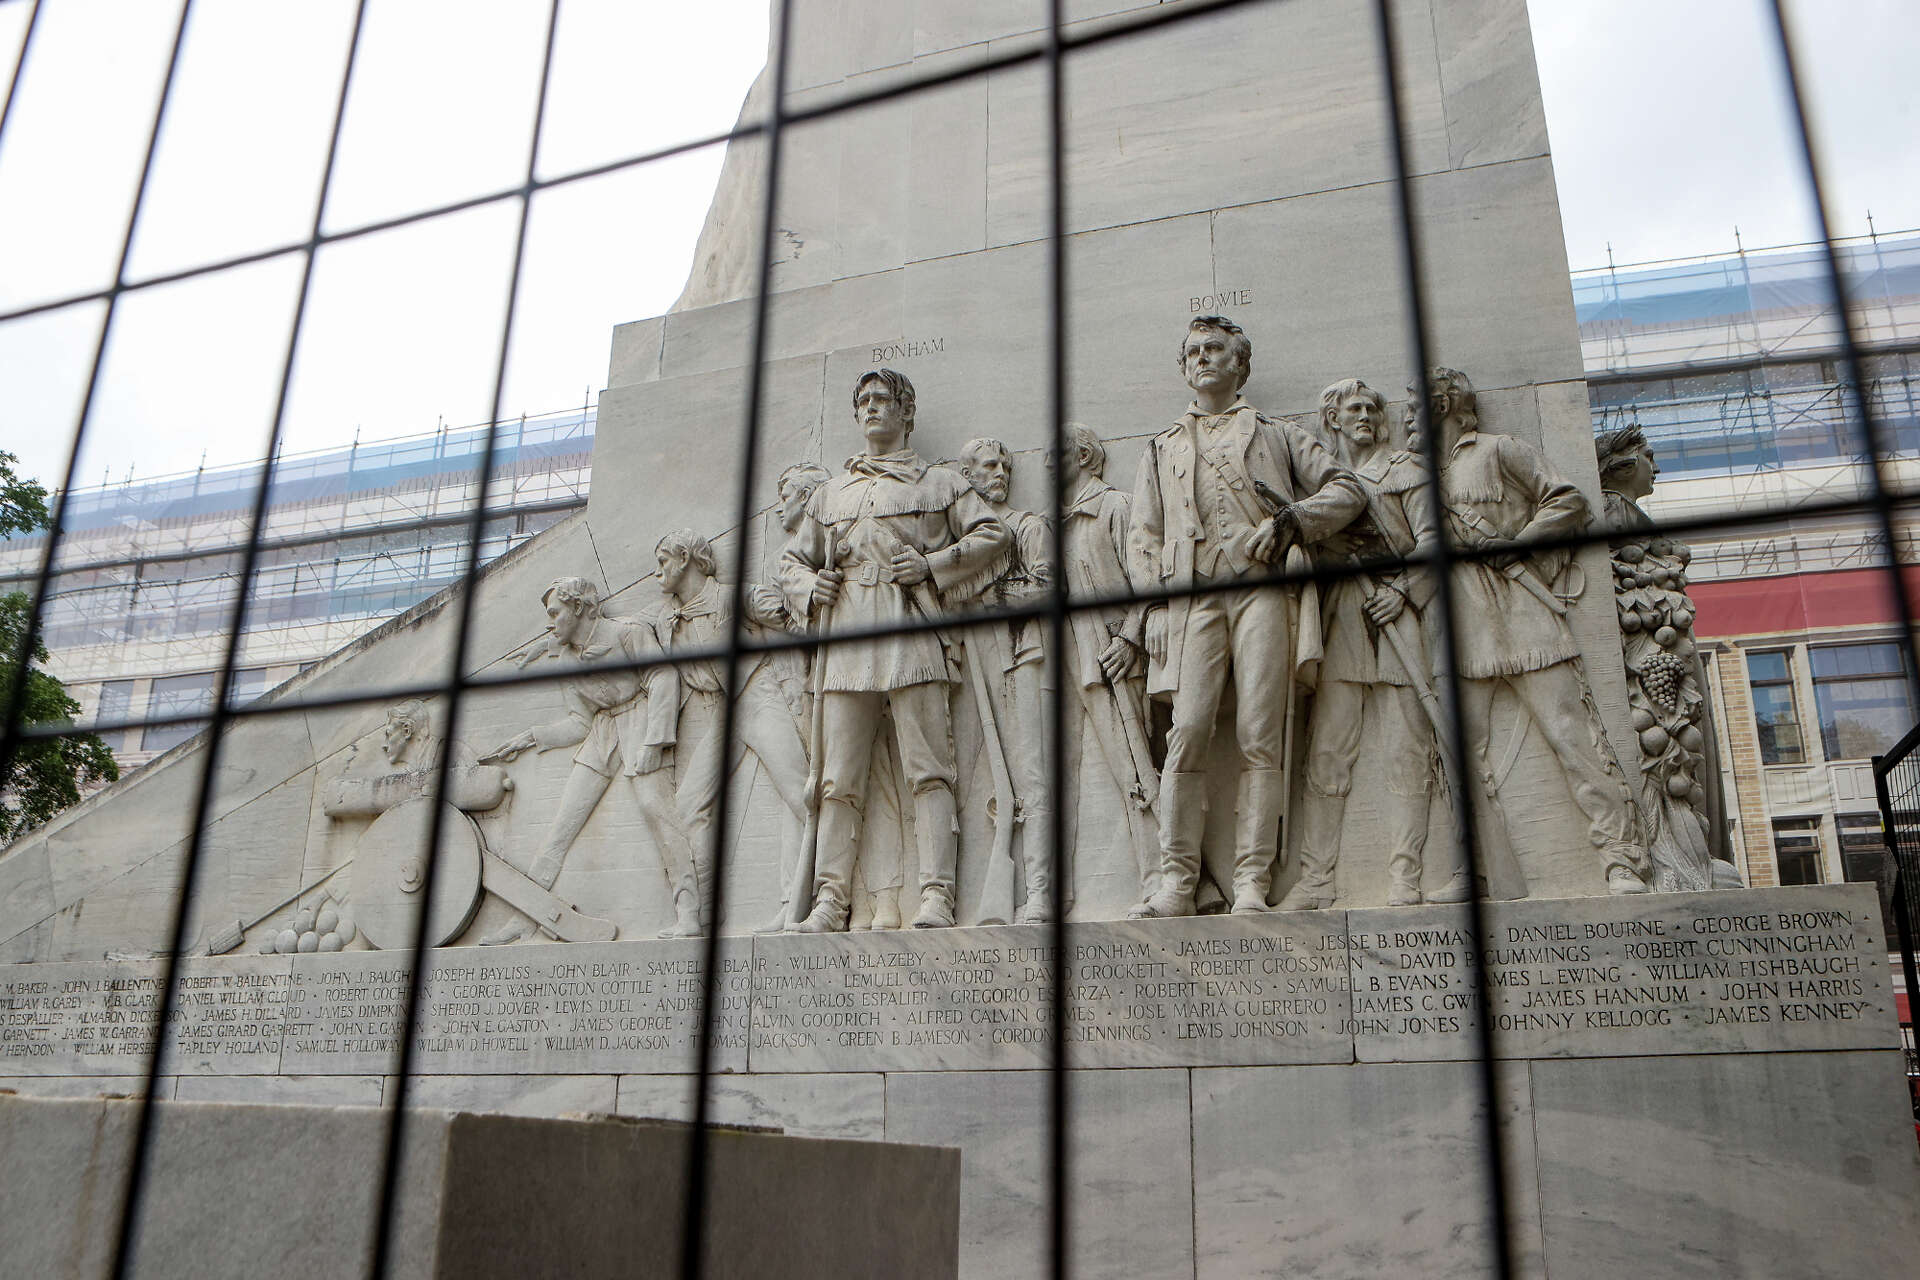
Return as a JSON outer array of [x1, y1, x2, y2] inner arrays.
[[1810, 642, 1916, 760], [141, 672, 216, 753], [1772, 816, 1824, 885], [94, 680, 135, 752], [1745, 650, 1804, 764], [1837, 811, 1899, 918]]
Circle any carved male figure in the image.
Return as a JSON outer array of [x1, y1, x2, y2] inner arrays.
[[649, 529, 813, 910], [1129, 316, 1366, 917], [1286, 379, 1466, 908], [1058, 423, 1160, 906], [779, 369, 1010, 931], [955, 436, 1057, 924], [482, 576, 706, 940], [748, 462, 833, 932], [1419, 368, 1651, 894]]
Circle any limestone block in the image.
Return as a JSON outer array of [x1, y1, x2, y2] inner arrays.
[[1191, 1059, 1544, 1279], [984, 0, 1446, 247], [1348, 885, 1899, 1062], [175, 1073, 381, 1107], [607, 315, 664, 388], [615, 1070, 886, 1140], [0, 838, 52, 948], [747, 916, 1352, 1073], [1530, 1049, 1920, 1278], [0, 1094, 961, 1279], [1431, 0, 1551, 169], [397, 1072, 616, 1117], [1209, 158, 1582, 411], [886, 1067, 1193, 1280], [0, 1074, 165, 1099]]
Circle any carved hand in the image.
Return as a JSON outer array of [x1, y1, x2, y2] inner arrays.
[[1247, 521, 1279, 565], [1098, 635, 1140, 683], [810, 568, 844, 611], [889, 547, 932, 585], [1145, 609, 1168, 666], [482, 730, 537, 763], [1364, 587, 1406, 627], [512, 635, 553, 669], [633, 744, 668, 776]]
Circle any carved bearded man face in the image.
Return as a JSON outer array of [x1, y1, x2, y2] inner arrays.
[[959, 439, 1013, 505], [1334, 390, 1384, 448]]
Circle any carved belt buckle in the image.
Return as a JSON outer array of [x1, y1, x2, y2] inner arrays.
[[857, 562, 881, 587]]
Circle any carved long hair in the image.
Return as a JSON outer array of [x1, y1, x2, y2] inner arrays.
[[1063, 422, 1106, 478], [1318, 377, 1386, 465], [541, 575, 601, 615], [853, 368, 917, 438], [655, 529, 718, 578]]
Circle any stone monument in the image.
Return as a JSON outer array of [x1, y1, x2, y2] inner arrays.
[[0, 2, 1913, 1276]]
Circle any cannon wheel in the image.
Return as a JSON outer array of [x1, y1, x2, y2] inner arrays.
[[345, 797, 484, 949]]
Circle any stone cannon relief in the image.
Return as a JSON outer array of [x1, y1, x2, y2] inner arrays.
[[208, 319, 1750, 954]]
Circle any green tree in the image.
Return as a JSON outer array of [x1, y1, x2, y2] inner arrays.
[[2, 453, 117, 843]]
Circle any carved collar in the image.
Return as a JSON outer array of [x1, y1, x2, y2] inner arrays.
[[843, 448, 928, 483], [1063, 473, 1113, 517]]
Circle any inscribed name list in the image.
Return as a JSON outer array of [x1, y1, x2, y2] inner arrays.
[[280, 939, 750, 1076], [747, 915, 1352, 1073], [1348, 884, 1897, 1062]]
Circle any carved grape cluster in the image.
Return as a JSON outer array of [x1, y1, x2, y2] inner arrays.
[[1640, 652, 1688, 712]]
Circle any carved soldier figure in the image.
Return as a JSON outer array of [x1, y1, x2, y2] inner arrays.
[[1129, 316, 1366, 917], [1287, 379, 1469, 908], [1419, 368, 1651, 895], [749, 462, 833, 933], [649, 528, 812, 912], [481, 576, 706, 940], [779, 369, 1009, 931], [1596, 425, 1739, 892], [1058, 423, 1160, 907], [955, 436, 1057, 924]]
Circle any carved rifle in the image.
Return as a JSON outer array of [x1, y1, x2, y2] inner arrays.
[[783, 530, 844, 927]]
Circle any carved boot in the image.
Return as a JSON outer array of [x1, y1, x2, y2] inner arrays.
[[1130, 772, 1206, 918], [1422, 832, 1474, 905], [865, 888, 902, 931], [1278, 786, 1341, 911], [528, 850, 564, 892], [912, 885, 956, 929], [1385, 780, 1436, 906], [912, 786, 959, 928], [477, 918, 533, 946], [1230, 768, 1284, 913], [792, 896, 849, 933], [1017, 807, 1056, 925], [1606, 864, 1651, 895], [657, 887, 702, 938]]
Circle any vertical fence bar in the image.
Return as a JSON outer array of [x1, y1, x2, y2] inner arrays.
[[1042, 0, 1072, 1276], [363, 2, 565, 1276], [109, 2, 363, 1276], [683, 0, 795, 1276], [1368, 1, 1516, 1274]]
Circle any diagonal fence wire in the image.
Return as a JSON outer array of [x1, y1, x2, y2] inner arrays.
[[107, 3, 372, 1276], [363, 2, 564, 1277]]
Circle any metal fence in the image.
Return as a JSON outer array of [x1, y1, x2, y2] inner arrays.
[[1871, 728, 1920, 1101], [1, 0, 1914, 1277]]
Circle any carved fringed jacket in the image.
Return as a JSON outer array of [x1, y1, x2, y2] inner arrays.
[[1438, 429, 1588, 680], [779, 448, 1009, 692]]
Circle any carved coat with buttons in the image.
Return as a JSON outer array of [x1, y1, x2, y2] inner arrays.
[[1128, 399, 1365, 697]]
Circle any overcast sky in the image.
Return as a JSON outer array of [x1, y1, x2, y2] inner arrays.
[[0, 0, 1914, 490]]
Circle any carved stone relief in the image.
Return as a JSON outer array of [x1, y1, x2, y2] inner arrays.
[[1595, 425, 1742, 893], [206, 331, 1740, 954]]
